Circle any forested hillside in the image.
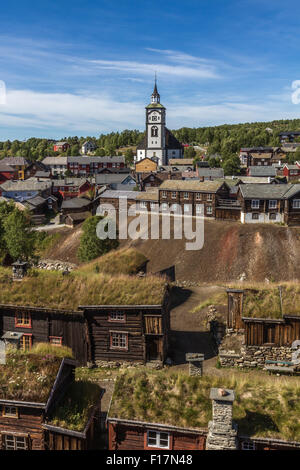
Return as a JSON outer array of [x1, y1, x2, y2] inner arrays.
[[1, 118, 300, 163]]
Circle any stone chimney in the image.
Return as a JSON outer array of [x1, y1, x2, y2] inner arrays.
[[185, 353, 204, 376], [12, 260, 28, 281], [206, 387, 238, 450]]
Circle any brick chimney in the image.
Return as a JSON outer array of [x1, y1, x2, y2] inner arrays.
[[206, 387, 238, 450]]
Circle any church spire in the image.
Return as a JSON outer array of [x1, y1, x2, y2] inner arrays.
[[151, 73, 160, 104]]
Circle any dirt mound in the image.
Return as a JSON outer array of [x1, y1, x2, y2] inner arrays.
[[43, 226, 83, 264], [131, 220, 300, 282]]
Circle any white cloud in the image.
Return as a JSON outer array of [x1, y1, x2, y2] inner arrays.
[[0, 87, 299, 138]]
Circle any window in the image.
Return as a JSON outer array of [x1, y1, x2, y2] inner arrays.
[[161, 203, 168, 211], [2, 406, 18, 418], [15, 312, 31, 328], [206, 205, 213, 215], [151, 126, 158, 137], [269, 200, 277, 209], [110, 332, 128, 350], [3, 435, 28, 450], [21, 334, 32, 351], [206, 194, 213, 201], [269, 213, 277, 220], [162, 191, 167, 198], [49, 336, 62, 346], [196, 204, 203, 214], [293, 199, 300, 209], [184, 192, 189, 199], [251, 199, 260, 209], [184, 204, 191, 212], [108, 312, 125, 323], [146, 430, 170, 449], [241, 441, 255, 450], [171, 191, 176, 199], [252, 213, 259, 220], [196, 192, 202, 201]]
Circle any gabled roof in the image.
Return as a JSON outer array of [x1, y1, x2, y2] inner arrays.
[[0, 179, 52, 192], [1, 157, 28, 166], [197, 168, 225, 178], [159, 179, 227, 193], [61, 197, 92, 210], [239, 183, 295, 199], [248, 166, 277, 177]]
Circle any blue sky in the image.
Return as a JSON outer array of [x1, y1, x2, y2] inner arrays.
[[1, 0, 300, 140]]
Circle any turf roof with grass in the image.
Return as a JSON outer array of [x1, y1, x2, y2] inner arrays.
[[47, 381, 102, 432], [78, 248, 147, 276], [0, 267, 166, 311], [0, 344, 73, 403], [108, 369, 300, 442]]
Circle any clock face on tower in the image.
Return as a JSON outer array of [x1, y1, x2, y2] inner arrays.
[[149, 111, 160, 122]]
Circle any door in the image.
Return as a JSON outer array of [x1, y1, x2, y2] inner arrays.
[[146, 337, 162, 361]]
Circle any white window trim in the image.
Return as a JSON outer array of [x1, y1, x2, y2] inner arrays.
[[251, 199, 260, 209], [146, 430, 170, 449], [269, 200, 277, 209]]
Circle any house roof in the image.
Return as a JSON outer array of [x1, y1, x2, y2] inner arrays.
[[53, 178, 91, 188], [95, 174, 132, 185], [239, 183, 300, 200], [68, 156, 125, 164], [0, 162, 15, 172], [248, 166, 277, 177], [0, 267, 167, 310], [1, 157, 28, 166], [24, 195, 46, 208], [159, 180, 226, 193], [66, 211, 91, 222], [0, 347, 73, 403], [108, 369, 300, 442], [0, 179, 52, 192], [197, 168, 225, 178], [169, 159, 194, 165], [61, 197, 92, 210], [99, 190, 142, 200], [136, 190, 159, 201], [42, 157, 68, 166]]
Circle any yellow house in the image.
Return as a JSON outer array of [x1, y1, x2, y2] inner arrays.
[[135, 157, 158, 174]]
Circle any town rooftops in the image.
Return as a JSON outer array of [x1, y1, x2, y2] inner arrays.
[[95, 174, 131, 185], [61, 197, 92, 210], [0, 162, 15, 172], [0, 267, 167, 310], [108, 369, 300, 442], [240, 147, 273, 152], [159, 179, 227, 192], [169, 159, 194, 165], [68, 156, 125, 164], [239, 183, 300, 199]]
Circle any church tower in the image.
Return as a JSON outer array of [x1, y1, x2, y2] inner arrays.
[[136, 79, 183, 166]]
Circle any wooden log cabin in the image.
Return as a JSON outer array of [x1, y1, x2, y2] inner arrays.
[[0, 347, 102, 450], [0, 267, 170, 366], [226, 288, 300, 348]]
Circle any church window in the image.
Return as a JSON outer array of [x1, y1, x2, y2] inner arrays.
[[151, 126, 158, 137]]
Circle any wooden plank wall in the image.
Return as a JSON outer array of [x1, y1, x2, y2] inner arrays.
[[245, 319, 300, 346], [0, 407, 45, 450]]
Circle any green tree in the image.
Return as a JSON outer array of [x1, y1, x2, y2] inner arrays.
[[184, 146, 196, 159], [222, 155, 241, 176], [77, 216, 119, 262], [125, 149, 134, 165], [3, 209, 35, 261]]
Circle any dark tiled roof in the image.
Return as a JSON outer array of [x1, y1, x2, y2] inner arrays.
[[61, 198, 92, 210], [248, 166, 277, 177], [239, 184, 292, 199]]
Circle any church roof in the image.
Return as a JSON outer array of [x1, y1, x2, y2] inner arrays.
[[145, 103, 165, 109]]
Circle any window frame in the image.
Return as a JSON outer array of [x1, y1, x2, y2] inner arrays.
[[252, 213, 259, 220], [251, 199, 260, 209], [49, 336, 63, 346], [145, 430, 171, 449], [108, 312, 126, 323], [109, 331, 128, 350], [269, 200, 277, 209], [292, 199, 300, 209], [15, 312, 32, 329], [20, 334, 32, 351], [3, 434, 28, 450], [206, 205, 213, 215], [241, 440, 256, 450], [2, 406, 18, 418]]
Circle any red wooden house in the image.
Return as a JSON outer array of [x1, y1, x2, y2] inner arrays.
[[53, 142, 70, 153]]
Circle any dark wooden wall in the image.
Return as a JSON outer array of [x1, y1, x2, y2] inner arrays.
[[0, 406, 45, 450], [245, 318, 300, 346], [108, 423, 206, 450]]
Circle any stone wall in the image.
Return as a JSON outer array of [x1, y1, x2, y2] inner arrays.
[[219, 330, 293, 369]]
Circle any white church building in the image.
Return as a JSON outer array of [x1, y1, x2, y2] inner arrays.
[[135, 81, 183, 166]]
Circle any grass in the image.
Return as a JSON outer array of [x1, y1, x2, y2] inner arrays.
[[0, 267, 167, 310], [48, 381, 102, 432], [78, 248, 147, 275], [34, 232, 63, 257], [109, 369, 300, 442], [192, 282, 300, 319], [0, 343, 73, 402]]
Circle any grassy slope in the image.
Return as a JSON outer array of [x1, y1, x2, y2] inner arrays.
[[78, 248, 147, 275]]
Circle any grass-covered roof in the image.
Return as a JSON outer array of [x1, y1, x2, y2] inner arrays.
[[0, 267, 167, 311], [108, 369, 300, 442], [0, 344, 73, 403], [47, 381, 102, 432]]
